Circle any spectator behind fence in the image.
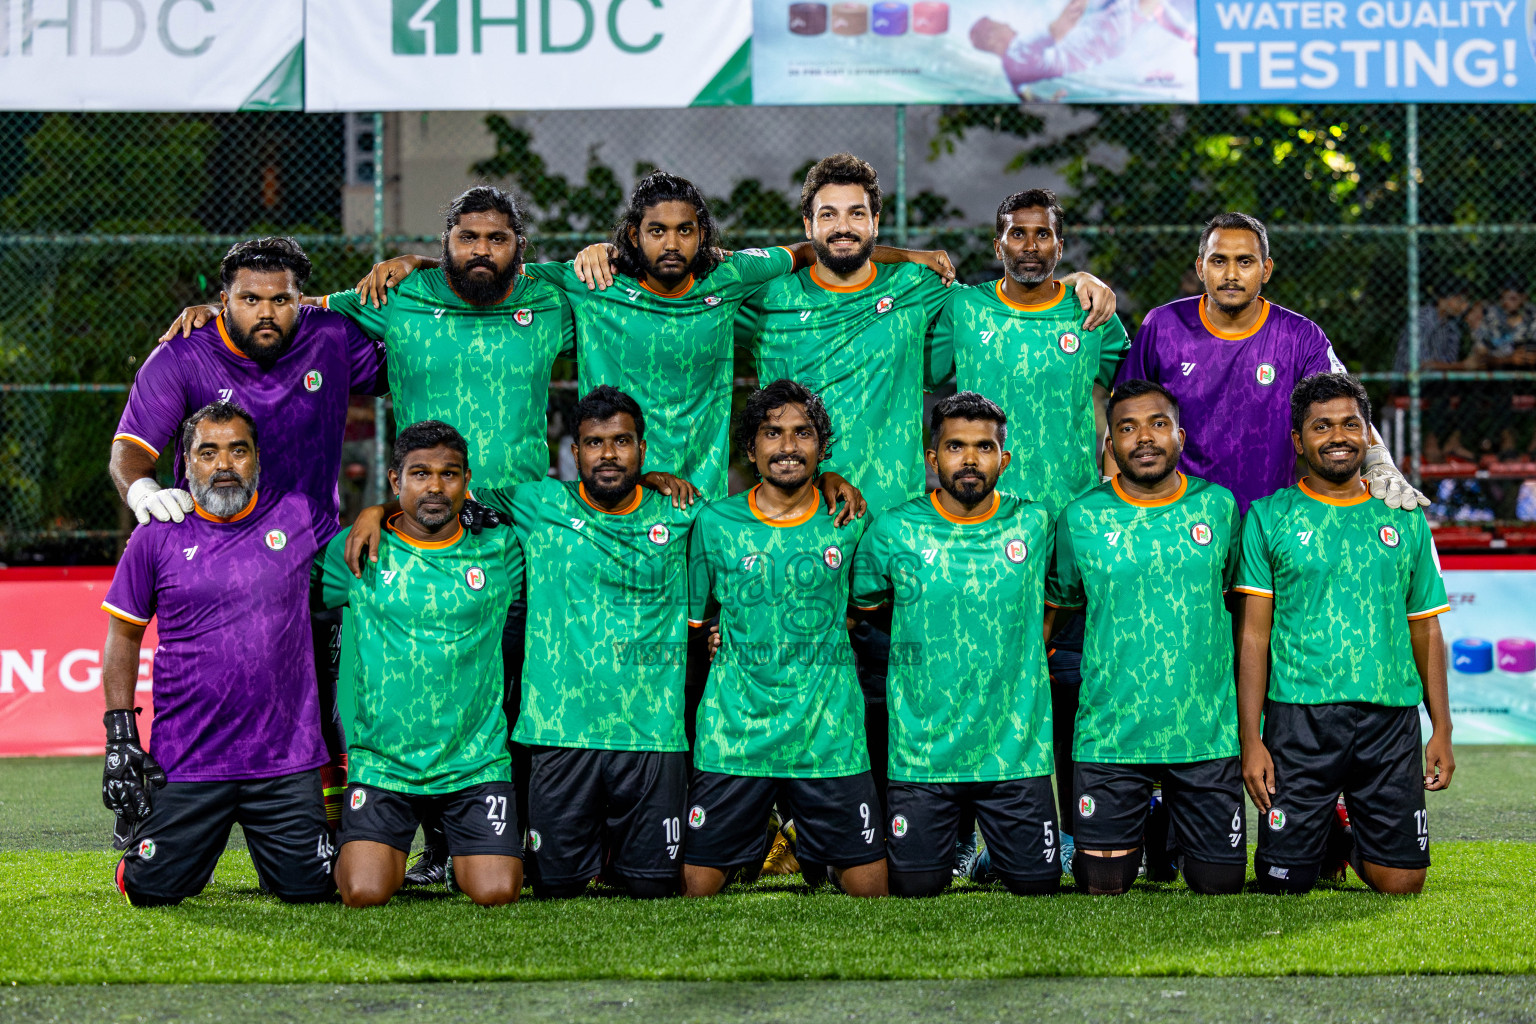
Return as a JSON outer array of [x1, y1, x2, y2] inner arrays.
[[1472, 277, 1536, 367], [1394, 279, 1474, 372]]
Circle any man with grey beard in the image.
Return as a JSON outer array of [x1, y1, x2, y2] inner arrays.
[[101, 401, 339, 905]]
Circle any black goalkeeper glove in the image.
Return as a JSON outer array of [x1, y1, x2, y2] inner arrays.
[[459, 498, 505, 535], [103, 708, 166, 825]]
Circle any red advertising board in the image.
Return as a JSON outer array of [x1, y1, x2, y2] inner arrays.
[[0, 568, 156, 757]]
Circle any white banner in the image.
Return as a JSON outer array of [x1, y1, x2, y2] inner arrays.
[[304, 0, 753, 111], [0, 0, 305, 111]]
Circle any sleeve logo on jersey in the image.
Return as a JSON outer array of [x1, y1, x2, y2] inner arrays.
[[688, 805, 707, 829], [891, 814, 909, 837], [876, 296, 894, 314], [303, 369, 323, 392], [1379, 525, 1401, 547], [1005, 539, 1028, 563], [513, 308, 534, 326], [1256, 363, 1277, 386], [465, 567, 487, 590], [137, 838, 157, 859], [1078, 795, 1096, 817], [648, 523, 671, 545], [350, 789, 366, 810], [703, 295, 722, 307], [1267, 807, 1287, 830], [823, 545, 843, 569], [1190, 522, 1213, 546], [1058, 332, 1081, 354], [738, 248, 771, 258], [264, 530, 288, 551]]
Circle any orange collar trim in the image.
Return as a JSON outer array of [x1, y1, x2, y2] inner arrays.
[[1112, 472, 1188, 508], [930, 489, 1000, 524], [579, 482, 643, 515], [385, 512, 465, 549], [748, 483, 818, 527], [639, 274, 694, 298], [1298, 477, 1371, 506], [194, 490, 258, 523], [994, 278, 1065, 312], [1199, 297, 1270, 341], [809, 262, 878, 293], [215, 314, 250, 360]]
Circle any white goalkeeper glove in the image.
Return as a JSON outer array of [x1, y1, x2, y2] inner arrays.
[[126, 477, 194, 525], [1361, 444, 1430, 510]]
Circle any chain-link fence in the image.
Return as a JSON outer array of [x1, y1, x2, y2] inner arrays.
[[3, 103, 1534, 564]]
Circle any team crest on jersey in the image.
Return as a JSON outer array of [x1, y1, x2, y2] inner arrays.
[[350, 790, 366, 810], [1058, 331, 1081, 354], [688, 805, 706, 829], [264, 530, 288, 551], [465, 567, 486, 590], [303, 369, 323, 392], [513, 308, 533, 326], [891, 815, 909, 838], [1256, 363, 1277, 386], [648, 523, 670, 545], [703, 295, 722, 307], [1268, 808, 1287, 831], [1190, 522, 1213, 546], [1078, 795, 1096, 818], [528, 829, 542, 852], [137, 839, 156, 860], [823, 545, 843, 569], [1005, 539, 1028, 563], [876, 296, 894, 314], [1379, 525, 1401, 548]]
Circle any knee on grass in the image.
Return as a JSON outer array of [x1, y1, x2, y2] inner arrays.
[[338, 875, 398, 907], [999, 873, 1060, 896], [1254, 856, 1319, 895], [889, 868, 952, 898], [1074, 849, 1141, 895], [1180, 858, 1245, 895]]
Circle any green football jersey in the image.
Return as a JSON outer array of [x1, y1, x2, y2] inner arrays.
[[928, 279, 1130, 517], [325, 270, 575, 491], [313, 517, 523, 795], [738, 262, 953, 515], [1046, 474, 1241, 764], [850, 491, 1055, 783], [687, 485, 868, 778], [1234, 479, 1449, 707], [475, 478, 699, 752], [526, 249, 795, 500]]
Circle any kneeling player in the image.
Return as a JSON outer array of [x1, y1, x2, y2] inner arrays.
[[852, 393, 1060, 896], [1047, 380, 1247, 895], [684, 381, 885, 897], [1237, 373, 1453, 895], [314, 421, 524, 907], [101, 402, 336, 906]]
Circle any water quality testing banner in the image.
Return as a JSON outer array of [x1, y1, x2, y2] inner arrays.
[[1432, 561, 1536, 743], [0, 0, 304, 110], [752, 0, 1199, 104], [304, 0, 754, 111], [1200, 0, 1536, 100]]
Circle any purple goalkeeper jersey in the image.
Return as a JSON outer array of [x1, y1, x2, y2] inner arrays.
[[102, 491, 336, 783], [115, 306, 386, 523], [1119, 296, 1345, 513]]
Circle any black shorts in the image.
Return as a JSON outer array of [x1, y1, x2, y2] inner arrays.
[[1258, 700, 1429, 871], [886, 776, 1060, 882], [1074, 758, 1247, 865], [115, 770, 334, 906], [684, 770, 884, 870], [339, 781, 522, 859], [527, 746, 689, 885]]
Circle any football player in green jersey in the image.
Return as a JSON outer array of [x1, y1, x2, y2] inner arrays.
[[1046, 380, 1246, 896], [683, 380, 885, 898], [1236, 373, 1453, 896], [928, 187, 1132, 877], [471, 386, 698, 900], [851, 392, 1060, 897], [314, 421, 524, 907]]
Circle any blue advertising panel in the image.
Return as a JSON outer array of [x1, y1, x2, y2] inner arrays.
[[1430, 569, 1536, 743]]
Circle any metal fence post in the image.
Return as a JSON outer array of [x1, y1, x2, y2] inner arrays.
[[371, 111, 388, 508], [1405, 103, 1422, 487], [894, 104, 908, 248]]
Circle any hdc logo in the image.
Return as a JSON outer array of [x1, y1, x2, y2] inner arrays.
[[392, 0, 666, 56], [394, 0, 458, 55]]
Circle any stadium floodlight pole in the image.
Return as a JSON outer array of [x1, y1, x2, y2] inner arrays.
[[371, 111, 388, 508], [894, 104, 908, 248], [1405, 103, 1422, 488]]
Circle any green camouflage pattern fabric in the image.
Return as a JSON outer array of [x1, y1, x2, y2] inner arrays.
[[928, 279, 1130, 517], [737, 262, 952, 514], [476, 478, 699, 752], [850, 491, 1055, 783], [325, 269, 574, 491], [1046, 474, 1241, 764], [1235, 480, 1449, 707], [687, 486, 868, 778], [313, 520, 523, 795], [526, 248, 795, 500]]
